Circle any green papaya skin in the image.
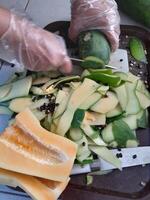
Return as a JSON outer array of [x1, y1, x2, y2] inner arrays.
[[78, 30, 111, 65], [116, 0, 150, 28]]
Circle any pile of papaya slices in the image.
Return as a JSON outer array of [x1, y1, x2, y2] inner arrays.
[[0, 68, 150, 199]]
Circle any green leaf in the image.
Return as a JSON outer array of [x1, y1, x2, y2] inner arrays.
[[112, 119, 138, 147], [129, 37, 147, 64]]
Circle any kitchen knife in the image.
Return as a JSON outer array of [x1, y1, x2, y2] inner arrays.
[[71, 146, 150, 175], [71, 49, 129, 72], [70, 57, 117, 70]]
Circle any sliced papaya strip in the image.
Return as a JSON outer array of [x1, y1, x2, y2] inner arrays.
[[0, 84, 12, 100], [0, 76, 32, 102], [56, 78, 99, 136]]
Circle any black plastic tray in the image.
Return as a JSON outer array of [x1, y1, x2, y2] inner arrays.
[[44, 22, 150, 200]]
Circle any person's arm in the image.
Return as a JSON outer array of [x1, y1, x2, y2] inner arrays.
[[0, 7, 10, 37], [0, 7, 72, 73]]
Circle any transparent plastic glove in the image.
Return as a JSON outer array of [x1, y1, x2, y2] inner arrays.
[[69, 0, 120, 51], [0, 13, 72, 73]]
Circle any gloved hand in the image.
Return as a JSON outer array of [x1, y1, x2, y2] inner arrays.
[[69, 0, 120, 52], [0, 12, 72, 73]]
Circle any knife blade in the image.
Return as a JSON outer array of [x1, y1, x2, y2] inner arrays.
[[70, 49, 129, 72], [70, 57, 117, 70], [71, 146, 150, 175]]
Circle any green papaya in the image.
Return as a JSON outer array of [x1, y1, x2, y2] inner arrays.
[[78, 30, 111, 65]]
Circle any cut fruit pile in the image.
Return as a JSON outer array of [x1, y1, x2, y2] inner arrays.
[[0, 69, 150, 199], [0, 108, 77, 199]]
